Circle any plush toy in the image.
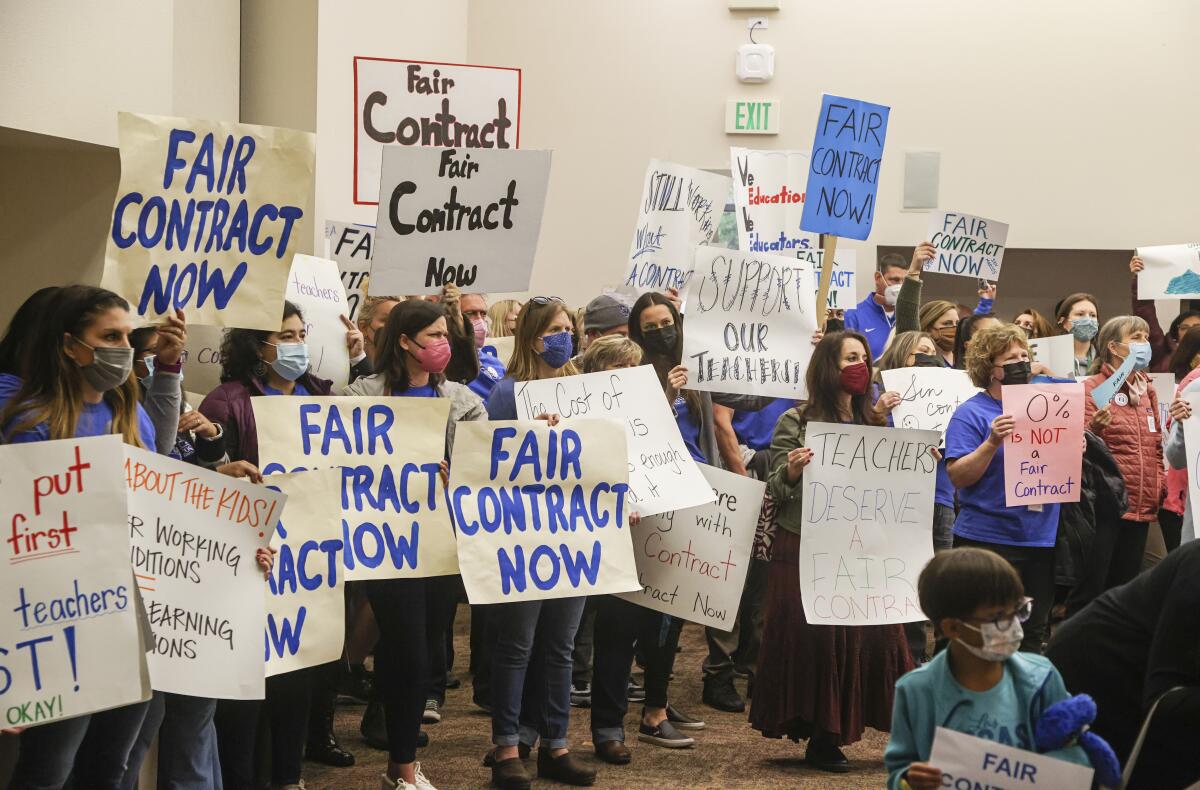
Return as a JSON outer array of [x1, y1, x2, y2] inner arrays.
[[1035, 694, 1122, 789]]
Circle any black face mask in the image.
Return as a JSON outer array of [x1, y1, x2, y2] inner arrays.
[[642, 325, 678, 355], [913, 353, 942, 368], [1000, 361, 1032, 385], [825, 318, 845, 333]]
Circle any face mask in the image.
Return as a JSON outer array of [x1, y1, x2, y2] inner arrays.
[[883, 283, 902, 307], [956, 618, 1023, 662], [825, 318, 845, 333], [471, 318, 488, 350], [409, 338, 452, 373], [933, 330, 956, 352], [913, 352, 942, 368], [1069, 316, 1099, 342], [265, 342, 309, 381], [71, 337, 134, 392], [642, 325, 678, 356], [1127, 341, 1152, 370], [839, 362, 871, 395], [538, 332, 574, 369], [998, 360, 1032, 385]]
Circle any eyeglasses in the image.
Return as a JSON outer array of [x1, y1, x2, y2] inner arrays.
[[963, 597, 1034, 631], [935, 321, 959, 330], [529, 296, 565, 305]]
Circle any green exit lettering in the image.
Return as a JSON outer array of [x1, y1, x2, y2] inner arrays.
[[736, 101, 772, 131]]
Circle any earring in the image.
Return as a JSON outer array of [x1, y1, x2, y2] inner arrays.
[[253, 358, 267, 377]]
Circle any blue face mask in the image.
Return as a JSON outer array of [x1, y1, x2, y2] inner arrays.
[[1070, 316, 1099, 342], [538, 332, 574, 370], [265, 342, 309, 381], [1128, 341, 1153, 370]]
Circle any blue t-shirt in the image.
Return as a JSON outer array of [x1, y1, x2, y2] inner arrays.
[[6, 398, 156, 447], [844, 293, 896, 359], [262, 382, 310, 397], [944, 391, 1059, 547], [468, 350, 507, 400], [943, 667, 1033, 749], [674, 396, 706, 464], [394, 385, 437, 398], [0, 372, 21, 404], [485, 377, 518, 420], [934, 460, 954, 508], [731, 397, 793, 451]]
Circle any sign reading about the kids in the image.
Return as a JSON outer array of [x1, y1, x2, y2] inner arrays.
[[799, 423, 939, 625], [680, 247, 819, 399], [1002, 383, 1084, 507], [124, 446, 282, 700], [622, 160, 731, 292], [449, 419, 640, 604], [880, 367, 980, 442], [924, 211, 1009, 280], [103, 113, 315, 331], [514, 366, 715, 516], [253, 396, 459, 580], [371, 146, 552, 296], [285, 254, 351, 388], [730, 148, 817, 255], [324, 221, 375, 321], [353, 58, 521, 206], [1136, 243, 1200, 299], [616, 464, 763, 630], [799, 94, 890, 241], [0, 436, 150, 727], [928, 728, 1094, 790]]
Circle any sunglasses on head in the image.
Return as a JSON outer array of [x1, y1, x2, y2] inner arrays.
[[529, 296, 565, 306]]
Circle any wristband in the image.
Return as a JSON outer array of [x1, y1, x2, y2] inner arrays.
[[155, 359, 183, 374]]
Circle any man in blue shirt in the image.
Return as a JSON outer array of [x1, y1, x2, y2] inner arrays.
[[845, 253, 908, 358]]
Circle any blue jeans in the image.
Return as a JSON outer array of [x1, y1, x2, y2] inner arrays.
[[9, 700, 152, 790], [490, 596, 586, 750], [933, 503, 955, 551], [122, 691, 222, 790]]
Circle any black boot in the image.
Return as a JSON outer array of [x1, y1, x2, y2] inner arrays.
[[338, 661, 374, 704], [360, 700, 388, 751], [702, 674, 745, 713], [306, 687, 355, 767]]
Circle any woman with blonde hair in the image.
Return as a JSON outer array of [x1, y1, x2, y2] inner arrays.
[[487, 299, 522, 338], [917, 300, 960, 367], [1013, 307, 1054, 339]]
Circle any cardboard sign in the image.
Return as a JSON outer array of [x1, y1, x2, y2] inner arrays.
[[799, 94, 890, 241], [799, 423, 939, 625], [880, 367, 980, 443], [1136, 243, 1200, 299], [124, 446, 281, 699], [1003, 383, 1085, 507], [730, 148, 818, 255], [621, 160, 731, 292], [680, 247, 819, 398], [1029, 335, 1076, 379], [929, 727, 1093, 790], [448, 419, 639, 604], [263, 470, 346, 677], [371, 146, 552, 295], [180, 324, 226, 399], [353, 57, 521, 206], [286, 254, 351, 388], [102, 112, 315, 330], [324, 221, 375, 320], [925, 211, 1009, 280], [795, 247, 857, 311], [514, 366, 715, 516], [616, 464, 763, 629], [0, 436, 150, 727], [253, 396, 458, 580]]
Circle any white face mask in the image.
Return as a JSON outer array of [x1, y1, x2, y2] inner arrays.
[[956, 618, 1023, 662], [883, 283, 902, 307]]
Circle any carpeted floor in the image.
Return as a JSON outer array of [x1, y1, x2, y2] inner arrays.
[[310, 607, 890, 789]]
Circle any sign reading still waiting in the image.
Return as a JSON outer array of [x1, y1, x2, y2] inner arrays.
[[726, 99, 780, 134]]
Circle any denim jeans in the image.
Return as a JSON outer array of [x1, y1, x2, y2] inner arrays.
[[490, 596, 587, 749], [9, 700, 152, 790], [121, 691, 222, 790]]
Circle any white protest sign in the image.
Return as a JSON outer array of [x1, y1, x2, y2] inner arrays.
[[795, 247, 857, 311], [514, 366, 715, 516], [481, 335, 515, 366], [1137, 243, 1200, 299], [0, 436, 150, 727], [681, 247, 818, 399], [1029, 334, 1076, 379], [372, 146, 552, 295], [800, 422, 939, 625], [1149, 372, 1175, 437], [324, 221, 375, 320], [253, 396, 458, 580], [929, 727, 1093, 790], [730, 148, 818, 256], [286, 254, 351, 388], [881, 367, 980, 444], [353, 58, 521, 206], [616, 464, 763, 629], [180, 324, 225, 398], [449, 419, 639, 604], [621, 160, 731, 293], [124, 446, 282, 699], [925, 211, 1009, 280], [263, 470, 346, 677]]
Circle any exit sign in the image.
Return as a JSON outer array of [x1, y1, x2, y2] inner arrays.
[[726, 99, 780, 134]]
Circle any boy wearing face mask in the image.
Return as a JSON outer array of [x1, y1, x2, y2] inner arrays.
[[884, 549, 1091, 790], [845, 254, 908, 358]]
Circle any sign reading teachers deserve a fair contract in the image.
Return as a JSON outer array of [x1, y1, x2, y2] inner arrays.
[[681, 248, 819, 399], [800, 94, 889, 241], [621, 160, 731, 293], [1002, 383, 1084, 507], [449, 420, 640, 604], [324, 221, 375, 321], [514, 366, 715, 516], [929, 728, 1093, 790], [0, 436, 150, 727], [800, 423, 939, 626], [1136, 243, 1200, 299], [124, 446, 283, 699], [880, 367, 980, 443], [286, 255, 351, 388], [252, 397, 459, 580], [371, 146, 552, 295], [103, 113, 315, 331], [924, 211, 1009, 280], [617, 464, 764, 630]]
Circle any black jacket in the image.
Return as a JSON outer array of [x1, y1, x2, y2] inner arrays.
[[1058, 431, 1128, 611]]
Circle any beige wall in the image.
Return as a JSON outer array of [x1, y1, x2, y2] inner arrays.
[[241, 0, 318, 132]]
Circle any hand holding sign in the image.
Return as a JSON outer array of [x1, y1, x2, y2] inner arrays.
[[341, 315, 364, 359]]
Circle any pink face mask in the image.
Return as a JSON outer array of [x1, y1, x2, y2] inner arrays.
[[471, 318, 488, 349], [409, 338, 452, 373]]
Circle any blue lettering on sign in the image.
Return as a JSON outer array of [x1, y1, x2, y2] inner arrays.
[[265, 608, 305, 659], [340, 519, 419, 572], [299, 404, 396, 456], [496, 541, 604, 595]]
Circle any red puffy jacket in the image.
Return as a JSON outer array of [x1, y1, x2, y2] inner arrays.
[[1083, 367, 1164, 522]]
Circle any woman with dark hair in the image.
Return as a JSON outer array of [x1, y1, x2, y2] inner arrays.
[[0, 286, 62, 396], [951, 313, 1000, 371], [1130, 254, 1200, 372], [1054, 293, 1100, 377], [1168, 325, 1200, 383], [749, 330, 914, 773]]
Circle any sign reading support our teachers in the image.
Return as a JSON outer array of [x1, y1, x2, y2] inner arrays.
[[1002, 383, 1084, 507], [449, 420, 640, 604], [0, 436, 150, 727], [103, 113, 315, 330], [929, 728, 1093, 790], [800, 94, 890, 241], [799, 423, 939, 625], [372, 146, 552, 295]]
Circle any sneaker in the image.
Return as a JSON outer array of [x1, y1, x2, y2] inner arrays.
[[701, 676, 745, 713], [569, 681, 591, 708], [626, 680, 646, 703], [665, 703, 706, 731], [379, 774, 417, 790], [423, 699, 441, 724], [637, 719, 695, 749], [412, 762, 438, 790]]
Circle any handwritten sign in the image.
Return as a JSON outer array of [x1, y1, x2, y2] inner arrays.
[[324, 221, 374, 320], [680, 247, 818, 398], [102, 112, 315, 330], [514, 366, 715, 516], [800, 423, 938, 625], [371, 146, 552, 295], [0, 436, 150, 727], [124, 446, 281, 699], [924, 211, 1009, 280], [449, 419, 639, 604], [621, 160, 731, 292], [1090, 352, 1137, 408], [263, 470, 346, 677], [796, 247, 857, 311], [1003, 383, 1084, 507], [1029, 335, 1076, 379], [881, 367, 979, 444], [253, 396, 458, 580], [180, 324, 225, 398], [730, 148, 817, 255], [353, 57, 521, 206], [616, 464, 763, 629], [929, 728, 1093, 790], [286, 254, 350, 388], [799, 94, 890, 241], [1136, 243, 1200, 299]]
